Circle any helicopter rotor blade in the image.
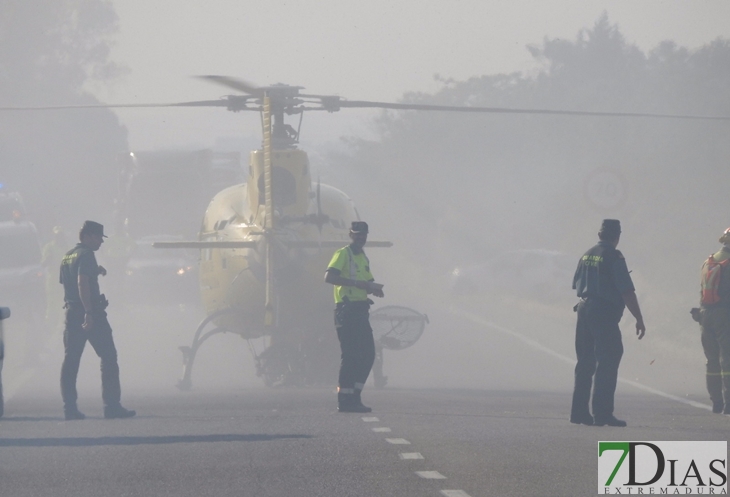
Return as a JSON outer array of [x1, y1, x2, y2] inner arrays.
[[0, 100, 236, 111], [197, 75, 264, 97], [336, 100, 730, 121]]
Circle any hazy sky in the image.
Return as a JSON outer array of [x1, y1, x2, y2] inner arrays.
[[91, 0, 730, 151]]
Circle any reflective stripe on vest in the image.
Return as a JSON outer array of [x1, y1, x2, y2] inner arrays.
[[346, 246, 369, 282]]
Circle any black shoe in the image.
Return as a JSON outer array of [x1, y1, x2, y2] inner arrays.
[[64, 409, 86, 421], [104, 405, 136, 419], [712, 402, 723, 414], [594, 415, 627, 427], [569, 413, 594, 426], [338, 403, 372, 413]]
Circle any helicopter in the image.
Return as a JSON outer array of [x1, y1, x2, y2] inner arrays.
[[3, 75, 729, 390], [150, 77, 433, 389]]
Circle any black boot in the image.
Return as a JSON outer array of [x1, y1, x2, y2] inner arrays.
[[594, 415, 627, 427], [104, 404, 136, 419], [353, 389, 372, 413], [338, 392, 370, 413], [64, 406, 86, 421]]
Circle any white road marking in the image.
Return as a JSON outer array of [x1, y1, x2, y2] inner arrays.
[[441, 490, 472, 497], [362, 416, 379, 422], [386, 438, 411, 445], [372, 427, 391, 432], [399, 452, 424, 460], [416, 471, 446, 479], [453, 307, 712, 411]]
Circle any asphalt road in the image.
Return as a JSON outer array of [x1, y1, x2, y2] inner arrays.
[[0, 298, 726, 497]]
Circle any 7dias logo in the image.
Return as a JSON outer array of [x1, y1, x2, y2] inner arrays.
[[598, 441, 727, 495]]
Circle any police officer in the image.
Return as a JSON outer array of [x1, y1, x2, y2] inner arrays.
[[59, 221, 135, 420], [697, 227, 730, 415], [570, 219, 645, 427], [325, 221, 384, 413]]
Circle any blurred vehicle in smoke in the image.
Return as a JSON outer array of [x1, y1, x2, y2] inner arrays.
[[450, 249, 575, 303], [0, 190, 27, 222], [124, 235, 199, 306], [0, 220, 45, 324]]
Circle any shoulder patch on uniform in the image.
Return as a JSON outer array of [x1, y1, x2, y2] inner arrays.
[[615, 250, 625, 259]]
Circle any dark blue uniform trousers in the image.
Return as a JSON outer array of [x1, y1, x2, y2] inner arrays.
[[335, 301, 375, 391], [571, 299, 624, 420], [60, 307, 121, 411]]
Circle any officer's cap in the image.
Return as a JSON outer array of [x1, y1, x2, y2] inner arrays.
[[599, 219, 621, 239], [350, 221, 369, 234], [80, 220, 107, 238]]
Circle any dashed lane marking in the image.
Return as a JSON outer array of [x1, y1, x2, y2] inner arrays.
[[385, 438, 411, 445], [372, 427, 391, 432], [362, 416, 379, 422], [416, 471, 446, 479], [453, 307, 712, 411], [399, 452, 424, 460], [440, 491, 472, 497]]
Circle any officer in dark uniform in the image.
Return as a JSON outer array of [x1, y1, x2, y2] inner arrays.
[[325, 221, 384, 413], [697, 227, 730, 415], [570, 219, 645, 427], [59, 221, 135, 420]]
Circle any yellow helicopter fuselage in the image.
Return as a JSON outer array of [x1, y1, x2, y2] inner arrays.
[[198, 149, 358, 338]]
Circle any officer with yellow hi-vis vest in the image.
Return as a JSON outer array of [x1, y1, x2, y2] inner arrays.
[[325, 221, 384, 413]]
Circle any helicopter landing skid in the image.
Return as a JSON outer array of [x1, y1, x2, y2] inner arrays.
[[177, 308, 240, 391]]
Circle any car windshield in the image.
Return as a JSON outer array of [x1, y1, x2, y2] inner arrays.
[[0, 230, 41, 268]]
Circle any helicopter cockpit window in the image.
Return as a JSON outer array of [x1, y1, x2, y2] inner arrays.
[[257, 167, 297, 206]]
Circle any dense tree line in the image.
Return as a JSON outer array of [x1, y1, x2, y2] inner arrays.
[[0, 0, 128, 234], [332, 14, 730, 315]]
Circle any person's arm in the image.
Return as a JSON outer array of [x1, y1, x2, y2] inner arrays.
[[622, 290, 645, 339], [78, 274, 94, 330], [324, 268, 369, 290], [324, 268, 384, 296]]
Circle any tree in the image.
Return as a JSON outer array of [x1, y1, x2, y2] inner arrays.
[[0, 0, 128, 233], [332, 13, 730, 306]]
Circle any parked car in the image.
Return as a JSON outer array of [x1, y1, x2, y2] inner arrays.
[[124, 235, 199, 305]]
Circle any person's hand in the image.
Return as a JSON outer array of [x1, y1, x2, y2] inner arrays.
[[366, 282, 384, 297], [97, 265, 107, 276], [82, 313, 94, 331], [635, 319, 645, 340]]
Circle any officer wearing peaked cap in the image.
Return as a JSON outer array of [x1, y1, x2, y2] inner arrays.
[[59, 221, 135, 420], [570, 219, 645, 427], [325, 221, 385, 413]]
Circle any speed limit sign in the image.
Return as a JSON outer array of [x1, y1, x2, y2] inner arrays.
[[583, 168, 628, 211]]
